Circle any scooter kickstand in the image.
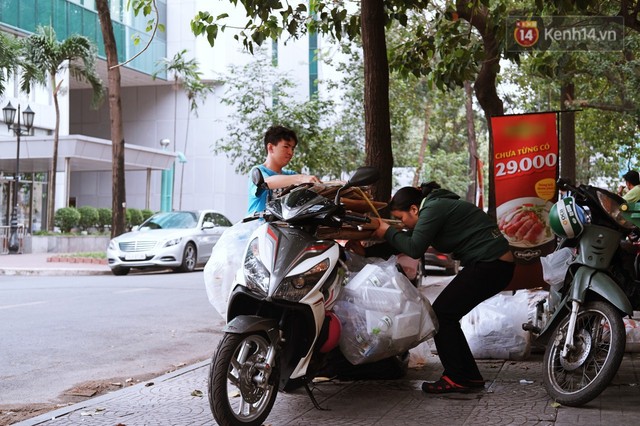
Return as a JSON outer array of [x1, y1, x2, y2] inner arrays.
[[304, 383, 330, 411]]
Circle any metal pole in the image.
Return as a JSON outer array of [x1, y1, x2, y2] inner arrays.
[[8, 105, 21, 253]]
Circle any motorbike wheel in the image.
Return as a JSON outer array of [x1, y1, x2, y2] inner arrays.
[[543, 300, 625, 407], [208, 332, 279, 426]]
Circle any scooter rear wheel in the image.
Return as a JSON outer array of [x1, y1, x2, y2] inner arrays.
[[543, 300, 625, 406], [208, 332, 279, 426]]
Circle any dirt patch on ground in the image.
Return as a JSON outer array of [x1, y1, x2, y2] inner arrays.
[[0, 371, 165, 425]]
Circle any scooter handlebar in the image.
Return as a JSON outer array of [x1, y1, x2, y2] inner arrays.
[[343, 213, 371, 224]]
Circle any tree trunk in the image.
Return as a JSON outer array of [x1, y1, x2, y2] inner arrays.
[[464, 81, 478, 204], [96, 0, 126, 237], [47, 78, 61, 231], [361, 0, 393, 204], [456, 1, 504, 217], [560, 83, 576, 183], [179, 107, 191, 210], [413, 103, 432, 187]]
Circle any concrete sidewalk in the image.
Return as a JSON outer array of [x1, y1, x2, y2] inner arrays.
[[11, 352, 640, 426], [0, 253, 111, 276]]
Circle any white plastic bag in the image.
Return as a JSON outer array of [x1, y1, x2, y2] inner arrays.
[[334, 256, 438, 365], [203, 220, 260, 318], [461, 290, 547, 360], [541, 247, 574, 288]]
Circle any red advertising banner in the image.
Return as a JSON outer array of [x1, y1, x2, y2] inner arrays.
[[491, 113, 559, 264]]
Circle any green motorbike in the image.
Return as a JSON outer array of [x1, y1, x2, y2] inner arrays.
[[525, 179, 640, 406]]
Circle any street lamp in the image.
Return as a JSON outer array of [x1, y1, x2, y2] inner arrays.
[[3, 102, 35, 254]]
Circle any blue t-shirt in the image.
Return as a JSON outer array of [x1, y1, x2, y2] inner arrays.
[[247, 165, 297, 215]]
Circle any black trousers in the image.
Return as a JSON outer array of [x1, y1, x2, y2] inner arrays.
[[431, 258, 515, 383]]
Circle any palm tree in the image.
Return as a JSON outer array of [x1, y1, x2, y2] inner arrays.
[[153, 49, 211, 210], [21, 26, 104, 231], [0, 32, 22, 96]]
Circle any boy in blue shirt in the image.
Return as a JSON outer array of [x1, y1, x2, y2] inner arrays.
[[247, 126, 319, 214]]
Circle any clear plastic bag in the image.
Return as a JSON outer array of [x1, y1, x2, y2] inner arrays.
[[334, 256, 438, 365], [540, 247, 574, 288], [203, 220, 261, 318], [461, 290, 547, 360]]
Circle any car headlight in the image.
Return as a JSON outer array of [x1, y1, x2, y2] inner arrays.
[[273, 258, 330, 302], [244, 238, 270, 294], [163, 237, 183, 247]]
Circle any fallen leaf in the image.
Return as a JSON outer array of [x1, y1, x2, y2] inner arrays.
[[80, 407, 105, 416], [551, 402, 562, 408], [145, 382, 154, 387], [230, 390, 240, 398], [191, 390, 204, 397]]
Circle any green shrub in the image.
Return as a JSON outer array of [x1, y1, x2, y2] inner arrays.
[[54, 207, 81, 233], [97, 208, 112, 231], [128, 208, 144, 228], [141, 209, 154, 222], [77, 206, 99, 231]]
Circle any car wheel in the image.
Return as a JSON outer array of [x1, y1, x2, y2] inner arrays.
[[111, 266, 130, 276], [178, 242, 197, 272]]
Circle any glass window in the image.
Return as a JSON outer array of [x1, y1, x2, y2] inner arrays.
[[1, 0, 19, 28], [211, 213, 232, 227], [69, 3, 83, 36]]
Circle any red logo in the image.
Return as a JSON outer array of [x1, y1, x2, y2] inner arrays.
[[514, 20, 539, 48]]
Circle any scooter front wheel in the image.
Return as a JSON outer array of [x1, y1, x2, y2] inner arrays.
[[543, 300, 625, 406], [208, 332, 279, 426]]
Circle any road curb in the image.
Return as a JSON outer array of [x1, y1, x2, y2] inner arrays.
[[14, 360, 211, 426], [0, 268, 111, 276]]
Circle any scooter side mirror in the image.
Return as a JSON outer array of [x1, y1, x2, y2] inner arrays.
[[251, 168, 268, 189], [335, 166, 380, 205], [345, 166, 379, 189]]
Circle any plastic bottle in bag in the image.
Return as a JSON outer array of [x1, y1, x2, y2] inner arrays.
[[371, 315, 393, 336]]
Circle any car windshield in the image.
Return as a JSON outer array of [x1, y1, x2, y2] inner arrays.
[[140, 212, 198, 230]]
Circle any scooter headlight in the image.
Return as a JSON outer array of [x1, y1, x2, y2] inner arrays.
[[244, 238, 270, 294], [273, 258, 330, 302]]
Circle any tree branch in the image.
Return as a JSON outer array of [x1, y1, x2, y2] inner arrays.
[[110, 0, 160, 70]]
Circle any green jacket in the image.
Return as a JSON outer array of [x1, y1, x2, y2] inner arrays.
[[383, 189, 509, 266]]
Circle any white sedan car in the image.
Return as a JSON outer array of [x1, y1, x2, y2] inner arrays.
[[107, 210, 232, 276]]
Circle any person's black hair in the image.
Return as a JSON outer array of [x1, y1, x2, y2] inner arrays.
[[623, 170, 640, 186], [389, 181, 441, 212], [264, 125, 298, 152]]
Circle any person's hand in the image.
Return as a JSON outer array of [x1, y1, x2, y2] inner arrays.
[[372, 218, 390, 239], [345, 240, 365, 256], [618, 185, 626, 196], [298, 174, 320, 184]]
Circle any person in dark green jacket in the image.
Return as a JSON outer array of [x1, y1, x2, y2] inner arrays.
[[371, 182, 515, 393]]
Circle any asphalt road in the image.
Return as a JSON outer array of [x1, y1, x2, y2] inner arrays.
[[0, 271, 225, 405]]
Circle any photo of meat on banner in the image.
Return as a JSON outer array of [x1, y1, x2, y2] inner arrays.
[[497, 197, 555, 262]]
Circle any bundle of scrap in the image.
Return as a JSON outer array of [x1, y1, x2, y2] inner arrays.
[[302, 181, 403, 240]]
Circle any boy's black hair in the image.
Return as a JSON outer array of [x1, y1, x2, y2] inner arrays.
[[264, 125, 298, 152], [623, 170, 639, 186]]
